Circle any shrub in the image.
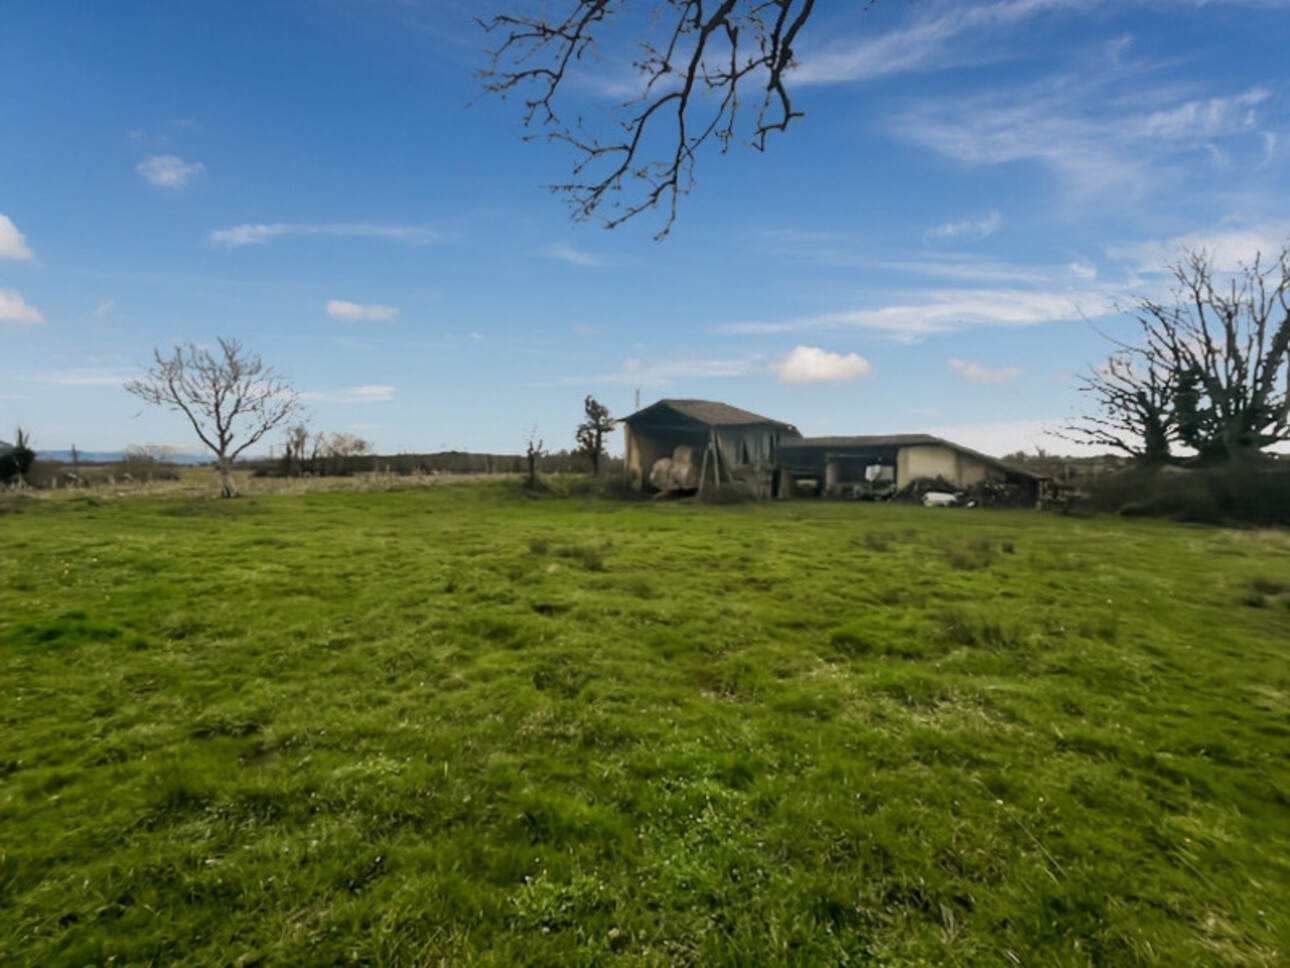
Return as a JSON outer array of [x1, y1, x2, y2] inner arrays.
[[1085, 461, 1290, 526]]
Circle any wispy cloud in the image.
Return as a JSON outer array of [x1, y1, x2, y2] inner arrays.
[[93, 299, 116, 318], [136, 154, 205, 189], [1108, 221, 1290, 272], [0, 215, 35, 260], [0, 289, 43, 326], [793, 1, 1283, 87], [926, 211, 1002, 242], [300, 385, 396, 404], [793, 0, 1082, 85], [575, 353, 767, 387], [29, 368, 129, 385], [325, 300, 400, 322], [542, 243, 615, 267], [891, 78, 1276, 200], [723, 287, 1097, 339], [948, 357, 1025, 384], [774, 346, 872, 385], [210, 222, 440, 248]]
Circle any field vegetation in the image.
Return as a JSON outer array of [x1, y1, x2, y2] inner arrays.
[[2, 481, 1287, 966]]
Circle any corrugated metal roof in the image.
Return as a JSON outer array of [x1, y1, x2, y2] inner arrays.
[[781, 434, 1038, 480], [624, 399, 797, 429], [780, 434, 942, 449]]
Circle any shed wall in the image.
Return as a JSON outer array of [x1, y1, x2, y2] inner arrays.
[[898, 445, 959, 486], [896, 445, 1004, 488]]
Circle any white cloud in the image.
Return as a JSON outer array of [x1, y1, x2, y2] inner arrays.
[[136, 154, 205, 189], [325, 300, 400, 322], [724, 287, 1096, 339], [1068, 261, 1098, 280], [948, 357, 1025, 384], [210, 222, 439, 248], [30, 369, 129, 385], [1139, 88, 1269, 140], [0, 215, 34, 260], [891, 79, 1277, 200], [793, 0, 1079, 85], [300, 385, 396, 404], [542, 243, 614, 267], [926, 211, 1002, 242], [93, 298, 116, 318], [345, 385, 395, 402], [1110, 221, 1290, 272], [572, 353, 766, 387], [775, 346, 872, 385], [0, 289, 43, 326]]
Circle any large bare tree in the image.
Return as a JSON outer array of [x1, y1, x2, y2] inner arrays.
[[126, 338, 300, 497], [1071, 247, 1290, 464], [480, 0, 832, 237]]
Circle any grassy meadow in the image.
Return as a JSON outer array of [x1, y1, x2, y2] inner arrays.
[[2, 481, 1288, 966]]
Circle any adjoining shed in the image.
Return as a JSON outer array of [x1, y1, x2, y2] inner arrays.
[[621, 399, 800, 497], [777, 434, 1042, 501]]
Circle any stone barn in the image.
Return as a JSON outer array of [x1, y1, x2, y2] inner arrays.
[[777, 434, 1040, 500], [622, 399, 800, 497]]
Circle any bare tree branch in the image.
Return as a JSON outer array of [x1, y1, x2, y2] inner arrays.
[[480, 0, 839, 238]]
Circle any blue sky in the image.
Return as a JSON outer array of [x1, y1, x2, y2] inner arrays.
[[3, 0, 1288, 458]]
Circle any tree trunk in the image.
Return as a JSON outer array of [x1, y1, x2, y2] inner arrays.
[[218, 459, 237, 498]]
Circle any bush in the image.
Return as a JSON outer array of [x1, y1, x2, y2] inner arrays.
[[1085, 461, 1290, 526]]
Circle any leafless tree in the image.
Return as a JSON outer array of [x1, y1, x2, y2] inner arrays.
[[282, 422, 312, 477], [316, 432, 374, 476], [574, 394, 614, 475], [126, 338, 300, 497], [1069, 344, 1177, 463], [525, 427, 546, 488], [1071, 247, 1290, 464], [480, 0, 837, 237]]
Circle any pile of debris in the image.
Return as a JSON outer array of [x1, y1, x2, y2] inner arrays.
[[891, 476, 1036, 508]]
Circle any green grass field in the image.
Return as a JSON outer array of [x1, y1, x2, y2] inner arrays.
[[2, 482, 1288, 966]]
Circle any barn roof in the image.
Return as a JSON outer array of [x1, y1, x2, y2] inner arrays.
[[781, 434, 943, 449], [624, 399, 797, 430], [780, 434, 1040, 481]]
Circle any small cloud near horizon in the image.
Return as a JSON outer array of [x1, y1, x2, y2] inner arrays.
[[948, 357, 1024, 384], [326, 300, 400, 322], [775, 346, 872, 384], [542, 243, 615, 268], [300, 384, 396, 404], [211, 222, 439, 248], [926, 211, 1001, 242], [136, 154, 205, 189]]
